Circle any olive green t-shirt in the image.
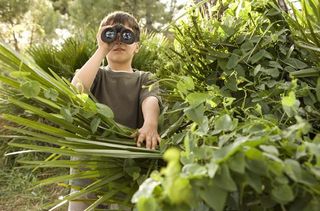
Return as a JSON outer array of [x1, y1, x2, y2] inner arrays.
[[90, 66, 161, 129]]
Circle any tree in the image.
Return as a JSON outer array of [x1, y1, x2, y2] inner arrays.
[[0, 0, 31, 51], [67, 0, 180, 32], [0, 0, 63, 51]]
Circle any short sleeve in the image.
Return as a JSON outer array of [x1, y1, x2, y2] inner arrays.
[[139, 72, 162, 107], [90, 68, 103, 93]]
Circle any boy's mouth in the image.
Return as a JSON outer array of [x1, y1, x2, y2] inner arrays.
[[113, 47, 125, 51]]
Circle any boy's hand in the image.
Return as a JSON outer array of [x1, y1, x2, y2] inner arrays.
[[136, 124, 160, 150], [96, 26, 114, 55]]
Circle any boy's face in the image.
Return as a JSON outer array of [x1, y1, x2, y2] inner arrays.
[[105, 23, 139, 66]]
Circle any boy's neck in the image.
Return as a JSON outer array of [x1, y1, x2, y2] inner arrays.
[[108, 64, 133, 72]]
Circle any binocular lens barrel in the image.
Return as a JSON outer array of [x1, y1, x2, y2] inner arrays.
[[101, 26, 136, 44]]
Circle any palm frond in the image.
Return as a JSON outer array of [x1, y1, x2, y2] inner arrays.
[[0, 42, 163, 209]]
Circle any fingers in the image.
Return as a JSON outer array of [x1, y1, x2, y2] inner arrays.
[[136, 132, 145, 147], [151, 136, 158, 150], [136, 132, 160, 150]]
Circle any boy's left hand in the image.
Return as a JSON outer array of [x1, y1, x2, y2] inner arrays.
[[136, 124, 160, 150]]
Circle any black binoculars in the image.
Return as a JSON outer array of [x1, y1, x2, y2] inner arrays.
[[101, 24, 137, 44]]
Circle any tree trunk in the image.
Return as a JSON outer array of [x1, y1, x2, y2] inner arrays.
[[10, 22, 19, 52], [145, 0, 153, 31]]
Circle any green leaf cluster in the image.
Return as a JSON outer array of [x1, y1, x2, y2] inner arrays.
[[0, 42, 162, 209], [133, 0, 320, 210]]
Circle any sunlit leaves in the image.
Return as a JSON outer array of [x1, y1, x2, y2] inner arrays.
[[20, 80, 41, 98], [44, 88, 58, 101], [281, 91, 300, 117], [271, 184, 294, 204], [177, 76, 194, 95], [214, 114, 234, 132], [199, 181, 227, 211]]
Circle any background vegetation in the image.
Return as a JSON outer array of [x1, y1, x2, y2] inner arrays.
[[0, 0, 319, 210]]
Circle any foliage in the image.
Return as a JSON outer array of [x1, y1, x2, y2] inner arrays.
[[0, 0, 62, 51], [133, 0, 320, 210], [67, 0, 178, 31], [27, 31, 169, 79], [284, 0, 320, 65], [0, 43, 162, 209], [0, 167, 68, 211], [27, 35, 96, 80], [133, 32, 169, 74]]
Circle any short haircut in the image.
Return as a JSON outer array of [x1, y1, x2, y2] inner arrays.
[[100, 11, 140, 42]]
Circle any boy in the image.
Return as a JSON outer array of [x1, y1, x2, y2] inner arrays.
[[69, 11, 161, 210]]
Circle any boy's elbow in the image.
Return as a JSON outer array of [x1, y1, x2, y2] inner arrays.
[[71, 77, 88, 93]]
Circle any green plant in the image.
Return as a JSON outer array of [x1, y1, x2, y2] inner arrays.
[[0, 42, 162, 209], [133, 0, 320, 210]]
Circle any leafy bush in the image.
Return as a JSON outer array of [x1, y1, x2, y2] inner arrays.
[[133, 1, 320, 210]]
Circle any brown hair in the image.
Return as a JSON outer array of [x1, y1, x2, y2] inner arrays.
[[100, 11, 140, 41]]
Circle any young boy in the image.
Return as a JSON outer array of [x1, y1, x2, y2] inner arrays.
[[69, 11, 161, 210]]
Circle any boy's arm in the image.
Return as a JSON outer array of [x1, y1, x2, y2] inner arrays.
[[71, 27, 111, 92], [71, 48, 107, 91], [137, 96, 160, 150]]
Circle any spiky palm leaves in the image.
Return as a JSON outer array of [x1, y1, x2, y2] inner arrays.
[[0, 43, 162, 210]]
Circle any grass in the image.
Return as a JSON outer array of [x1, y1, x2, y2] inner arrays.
[[0, 127, 69, 211], [0, 167, 69, 211]]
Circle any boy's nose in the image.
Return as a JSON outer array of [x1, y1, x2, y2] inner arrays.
[[114, 33, 121, 43]]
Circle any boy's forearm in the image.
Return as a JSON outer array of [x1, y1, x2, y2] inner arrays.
[[142, 96, 160, 127], [71, 47, 107, 92]]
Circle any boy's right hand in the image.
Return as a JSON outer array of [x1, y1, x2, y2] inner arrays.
[[96, 26, 114, 55]]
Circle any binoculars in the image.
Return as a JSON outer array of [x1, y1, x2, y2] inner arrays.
[[101, 24, 138, 44]]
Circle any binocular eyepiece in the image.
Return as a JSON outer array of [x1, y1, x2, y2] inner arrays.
[[101, 24, 137, 45]]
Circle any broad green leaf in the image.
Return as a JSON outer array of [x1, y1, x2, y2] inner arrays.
[[184, 104, 205, 124], [200, 183, 227, 211], [90, 117, 101, 134], [284, 159, 317, 186], [281, 91, 300, 117], [245, 148, 268, 176], [186, 92, 209, 107], [60, 107, 73, 123], [260, 145, 279, 156], [225, 74, 238, 91], [249, 49, 268, 64], [264, 68, 280, 78], [206, 160, 219, 178], [254, 64, 262, 76], [44, 88, 59, 101], [177, 76, 194, 94], [124, 159, 141, 180], [96, 103, 114, 119], [283, 58, 308, 69], [131, 178, 161, 203], [20, 80, 41, 98], [182, 163, 207, 177], [246, 171, 263, 193], [241, 40, 254, 52], [226, 54, 240, 69], [214, 114, 233, 132], [271, 184, 294, 204], [228, 152, 245, 174], [136, 197, 159, 211], [213, 164, 237, 192]]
